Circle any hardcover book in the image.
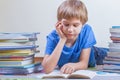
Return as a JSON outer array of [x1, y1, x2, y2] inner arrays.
[[0, 45, 38, 50], [110, 28, 120, 33], [0, 32, 39, 40], [0, 59, 33, 66], [0, 62, 42, 75]]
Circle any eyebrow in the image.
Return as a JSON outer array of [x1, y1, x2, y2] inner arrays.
[[62, 20, 69, 23], [74, 23, 80, 25]]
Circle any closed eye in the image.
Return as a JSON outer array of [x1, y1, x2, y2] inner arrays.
[[63, 23, 70, 27], [73, 24, 80, 27], [74, 24, 79, 27]]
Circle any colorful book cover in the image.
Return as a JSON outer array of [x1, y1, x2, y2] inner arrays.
[[0, 62, 41, 68], [0, 62, 42, 75], [0, 41, 36, 46], [0, 54, 34, 61], [0, 49, 34, 53], [0, 45, 38, 50], [0, 59, 33, 66], [0, 52, 34, 56]]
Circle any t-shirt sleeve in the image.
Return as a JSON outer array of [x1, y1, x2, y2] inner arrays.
[[44, 34, 57, 55], [82, 25, 96, 49]]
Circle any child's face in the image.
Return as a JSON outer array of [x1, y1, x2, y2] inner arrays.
[[61, 18, 83, 40]]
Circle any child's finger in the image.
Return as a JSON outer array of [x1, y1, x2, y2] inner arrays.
[[55, 21, 61, 28], [65, 67, 72, 74]]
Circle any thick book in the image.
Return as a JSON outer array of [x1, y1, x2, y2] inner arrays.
[[110, 28, 120, 33], [109, 42, 120, 47], [41, 70, 96, 79], [0, 62, 40, 68], [104, 57, 120, 62], [0, 59, 33, 66], [103, 60, 120, 65], [107, 52, 120, 57], [112, 26, 120, 28], [0, 52, 34, 56], [101, 69, 120, 73], [0, 62, 43, 75], [0, 54, 34, 61], [110, 36, 120, 41], [0, 32, 39, 41], [0, 49, 39, 56], [103, 64, 120, 70], [0, 45, 38, 50], [0, 41, 36, 46], [109, 48, 120, 52], [0, 49, 34, 54], [0, 57, 33, 61], [0, 39, 37, 43]]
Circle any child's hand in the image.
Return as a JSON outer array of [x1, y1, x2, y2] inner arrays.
[[60, 63, 75, 74], [55, 21, 67, 41]]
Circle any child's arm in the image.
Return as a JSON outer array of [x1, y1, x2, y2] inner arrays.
[[76, 48, 91, 69], [42, 21, 67, 74], [42, 39, 66, 73], [60, 48, 91, 74]]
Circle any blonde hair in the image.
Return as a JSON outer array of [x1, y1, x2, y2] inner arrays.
[[57, 0, 88, 25]]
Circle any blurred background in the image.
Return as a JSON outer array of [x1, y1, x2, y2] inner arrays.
[[0, 0, 120, 57]]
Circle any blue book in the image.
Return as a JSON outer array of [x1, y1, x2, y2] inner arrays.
[[112, 26, 120, 28], [0, 62, 43, 75], [0, 45, 38, 50]]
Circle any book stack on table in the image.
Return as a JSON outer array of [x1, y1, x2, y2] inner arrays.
[[102, 26, 120, 73], [0, 32, 42, 75]]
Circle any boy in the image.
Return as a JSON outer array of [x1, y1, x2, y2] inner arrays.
[[42, 0, 107, 74]]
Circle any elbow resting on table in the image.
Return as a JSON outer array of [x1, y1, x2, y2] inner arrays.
[[42, 63, 54, 74], [43, 68, 53, 74]]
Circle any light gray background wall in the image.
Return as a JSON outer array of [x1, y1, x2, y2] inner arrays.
[[0, 0, 120, 57]]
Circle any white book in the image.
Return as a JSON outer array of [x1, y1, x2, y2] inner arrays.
[[0, 42, 35, 46], [110, 28, 120, 33], [107, 52, 120, 57], [0, 59, 33, 66], [103, 60, 120, 65], [110, 32, 120, 37], [0, 33, 39, 41], [109, 48, 120, 52], [103, 64, 120, 70], [0, 34, 29, 40], [40, 70, 96, 79], [109, 42, 120, 47]]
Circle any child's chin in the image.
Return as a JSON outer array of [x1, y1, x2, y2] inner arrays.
[[67, 36, 74, 39]]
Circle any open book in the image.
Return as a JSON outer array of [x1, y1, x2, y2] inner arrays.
[[41, 70, 96, 79]]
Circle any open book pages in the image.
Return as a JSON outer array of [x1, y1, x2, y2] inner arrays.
[[41, 70, 97, 79]]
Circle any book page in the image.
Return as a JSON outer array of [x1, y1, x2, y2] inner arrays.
[[67, 70, 96, 79], [41, 69, 96, 79], [41, 70, 68, 79]]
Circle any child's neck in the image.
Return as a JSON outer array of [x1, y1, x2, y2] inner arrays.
[[65, 38, 77, 47]]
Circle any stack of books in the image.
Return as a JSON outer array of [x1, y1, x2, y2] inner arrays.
[[0, 32, 42, 75], [102, 26, 120, 73]]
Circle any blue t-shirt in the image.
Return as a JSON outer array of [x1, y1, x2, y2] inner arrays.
[[45, 24, 96, 68]]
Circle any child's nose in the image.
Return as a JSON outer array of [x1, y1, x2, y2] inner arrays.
[[67, 26, 73, 33]]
